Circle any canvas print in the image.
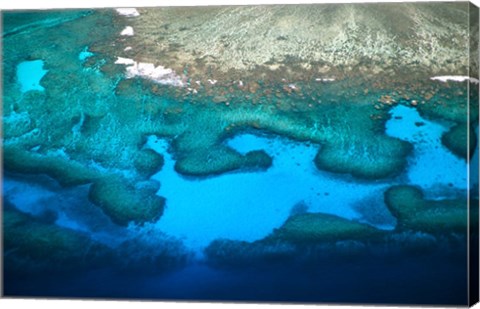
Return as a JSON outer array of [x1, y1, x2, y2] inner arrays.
[[1, 1, 479, 306]]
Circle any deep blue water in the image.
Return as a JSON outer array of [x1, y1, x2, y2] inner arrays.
[[4, 249, 468, 305]]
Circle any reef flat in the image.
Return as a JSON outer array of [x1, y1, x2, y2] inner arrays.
[[2, 3, 479, 304], [120, 4, 471, 80]]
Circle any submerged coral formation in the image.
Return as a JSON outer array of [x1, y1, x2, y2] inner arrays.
[[88, 177, 165, 226], [384, 185, 475, 234], [3, 201, 190, 278], [269, 212, 383, 243], [441, 123, 477, 160], [205, 185, 476, 267], [3, 204, 112, 277]]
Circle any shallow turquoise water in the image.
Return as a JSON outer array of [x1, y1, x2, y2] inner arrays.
[[78, 46, 94, 62], [386, 105, 468, 193], [16, 60, 48, 92]]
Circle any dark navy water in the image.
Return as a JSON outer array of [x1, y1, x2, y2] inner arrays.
[[3, 251, 468, 305]]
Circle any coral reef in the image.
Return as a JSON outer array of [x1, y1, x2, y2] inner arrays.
[[88, 177, 165, 226], [2, 4, 477, 263], [3, 145, 102, 186], [384, 185, 474, 234], [3, 202, 191, 279], [121, 3, 469, 81], [2, 4, 477, 303], [268, 213, 383, 243], [3, 205, 112, 277], [3, 5, 475, 228], [314, 134, 412, 179], [441, 123, 477, 160], [205, 185, 475, 267], [134, 148, 165, 178], [112, 232, 191, 275]]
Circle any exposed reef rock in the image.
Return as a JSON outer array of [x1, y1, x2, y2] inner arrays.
[[124, 3, 469, 80]]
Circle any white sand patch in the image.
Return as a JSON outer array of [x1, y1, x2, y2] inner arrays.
[[115, 57, 184, 87], [114, 57, 136, 65], [115, 8, 140, 17], [124, 46, 133, 51], [430, 75, 480, 84], [120, 26, 134, 36], [315, 78, 336, 82]]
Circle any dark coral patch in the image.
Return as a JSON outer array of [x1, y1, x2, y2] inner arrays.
[[88, 177, 165, 226], [384, 185, 473, 234], [3, 206, 112, 277], [441, 123, 477, 160]]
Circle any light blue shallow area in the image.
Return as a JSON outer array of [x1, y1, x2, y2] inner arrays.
[[78, 46, 94, 62], [386, 105, 468, 194], [16, 60, 48, 93]]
